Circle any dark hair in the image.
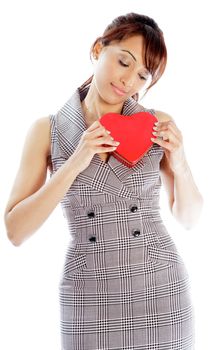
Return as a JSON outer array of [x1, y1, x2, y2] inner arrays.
[[80, 12, 167, 101]]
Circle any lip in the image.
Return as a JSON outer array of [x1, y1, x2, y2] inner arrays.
[[111, 83, 127, 96]]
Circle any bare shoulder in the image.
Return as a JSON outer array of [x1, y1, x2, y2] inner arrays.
[[154, 110, 174, 123], [19, 115, 52, 174], [29, 115, 51, 156], [4, 116, 52, 216]]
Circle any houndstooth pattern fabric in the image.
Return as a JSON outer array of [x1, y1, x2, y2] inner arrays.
[[49, 84, 195, 349]]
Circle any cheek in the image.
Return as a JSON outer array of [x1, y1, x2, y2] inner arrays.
[[96, 58, 113, 77], [96, 58, 122, 85]]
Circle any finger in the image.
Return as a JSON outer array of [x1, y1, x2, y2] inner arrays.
[[154, 121, 181, 139], [88, 124, 111, 139], [151, 136, 174, 151], [154, 121, 175, 132], [151, 131, 181, 150], [165, 122, 181, 139], [156, 120, 178, 129], [95, 136, 120, 147], [98, 145, 118, 153], [152, 129, 175, 142], [154, 125, 180, 141], [159, 132, 169, 141], [98, 122, 112, 136], [86, 120, 102, 132], [87, 120, 111, 135]]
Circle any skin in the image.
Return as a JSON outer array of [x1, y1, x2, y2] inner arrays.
[[82, 36, 151, 118], [4, 34, 203, 246], [83, 35, 203, 228]]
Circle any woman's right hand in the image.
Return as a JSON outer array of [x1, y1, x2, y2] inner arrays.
[[72, 120, 120, 172]]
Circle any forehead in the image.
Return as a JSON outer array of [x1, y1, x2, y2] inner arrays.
[[107, 35, 145, 60]]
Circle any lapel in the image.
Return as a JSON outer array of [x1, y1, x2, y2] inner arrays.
[[55, 84, 163, 200]]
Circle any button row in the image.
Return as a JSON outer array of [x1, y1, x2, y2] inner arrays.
[[89, 229, 141, 242], [87, 204, 140, 243], [87, 204, 138, 218]]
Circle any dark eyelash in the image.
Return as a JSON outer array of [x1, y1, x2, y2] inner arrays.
[[119, 59, 147, 80], [119, 60, 129, 67]]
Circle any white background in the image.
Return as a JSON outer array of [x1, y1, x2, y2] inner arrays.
[[0, 1, 223, 349]]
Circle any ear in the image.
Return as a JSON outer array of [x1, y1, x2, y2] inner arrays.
[[92, 40, 104, 59]]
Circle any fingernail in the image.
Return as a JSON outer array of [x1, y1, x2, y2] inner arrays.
[[151, 137, 155, 141], [153, 126, 158, 130], [107, 130, 111, 134], [154, 121, 159, 125]]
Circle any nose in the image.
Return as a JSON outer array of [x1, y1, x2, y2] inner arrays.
[[120, 71, 135, 89]]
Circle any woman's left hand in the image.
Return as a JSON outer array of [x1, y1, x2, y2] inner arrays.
[[151, 120, 187, 173]]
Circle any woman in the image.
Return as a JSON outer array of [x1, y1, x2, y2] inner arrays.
[[4, 12, 203, 350]]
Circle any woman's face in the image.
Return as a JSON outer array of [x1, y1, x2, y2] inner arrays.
[[92, 35, 152, 105]]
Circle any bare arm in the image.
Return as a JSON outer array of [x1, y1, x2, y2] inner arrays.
[[4, 117, 117, 246], [155, 110, 203, 229], [160, 152, 203, 229], [4, 117, 83, 246]]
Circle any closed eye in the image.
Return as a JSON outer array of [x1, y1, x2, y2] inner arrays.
[[139, 75, 147, 80], [119, 60, 129, 67], [119, 59, 148, 81]]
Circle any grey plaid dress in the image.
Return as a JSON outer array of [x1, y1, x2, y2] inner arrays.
[[49, 84, 195, 349]]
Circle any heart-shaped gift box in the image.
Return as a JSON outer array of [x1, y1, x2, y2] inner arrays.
[[99, 111, 158, 167]]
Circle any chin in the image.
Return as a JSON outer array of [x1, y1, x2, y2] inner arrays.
[[106, 86, 128, 104], [95, 81, 126, 106], [98, 93, 122, 107]]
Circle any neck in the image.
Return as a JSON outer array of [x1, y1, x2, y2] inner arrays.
[[82, 82, 124, 121]]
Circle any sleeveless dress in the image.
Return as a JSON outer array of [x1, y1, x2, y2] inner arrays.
[[49, 84, 195, 349]]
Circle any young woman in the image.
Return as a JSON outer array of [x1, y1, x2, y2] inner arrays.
[[4, 12, 203, 350]]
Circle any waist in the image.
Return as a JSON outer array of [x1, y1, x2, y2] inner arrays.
[[64, 200, 167, 246], [66, 199, 161, 225]]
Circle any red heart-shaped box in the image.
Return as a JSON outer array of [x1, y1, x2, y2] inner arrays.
[[99, 111, 158, 167]]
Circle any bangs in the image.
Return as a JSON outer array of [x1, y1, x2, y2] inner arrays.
[[82, 14, 167, 100], [100, 23, 167, 91], [142, 28, 167, 90]]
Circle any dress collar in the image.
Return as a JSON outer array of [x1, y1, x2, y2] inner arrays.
[[54, 83, 162, 199]]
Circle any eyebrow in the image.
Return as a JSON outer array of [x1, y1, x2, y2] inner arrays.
[[120, 49, 150, 75], [121, 49, 136, 61]]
